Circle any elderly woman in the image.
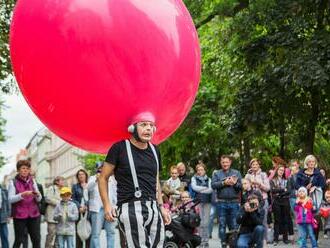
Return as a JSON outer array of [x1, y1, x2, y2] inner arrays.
[[295, 155, 326, 208], [245, 159, 270, 241], [8, 159, 42, 248]]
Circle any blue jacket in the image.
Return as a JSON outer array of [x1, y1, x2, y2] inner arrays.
[[211, 169, 242, 202], [295, 169, 325, 190], [71, 183, 88, 209]]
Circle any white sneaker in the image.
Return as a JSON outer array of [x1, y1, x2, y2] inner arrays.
[[324, 234, 328, 239]]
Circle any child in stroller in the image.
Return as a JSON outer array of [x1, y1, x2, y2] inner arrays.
[[164, 191, 202, 248]]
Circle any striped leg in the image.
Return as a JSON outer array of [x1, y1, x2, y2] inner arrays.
[[118, 201, 165, 248]]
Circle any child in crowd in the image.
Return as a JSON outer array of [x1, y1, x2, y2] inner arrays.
[[319, 190, 330, 238], [166, 165, 183, 205], [54, 187, 79, 248], [241, 178, 263, 206], [174, 191, 199, 213], [294, 187, 318, 248]]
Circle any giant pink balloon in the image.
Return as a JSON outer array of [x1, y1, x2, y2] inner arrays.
[[10, 0, 201, 154]]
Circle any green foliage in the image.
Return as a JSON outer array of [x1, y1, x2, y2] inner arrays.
[[78, 153, 105, 175]]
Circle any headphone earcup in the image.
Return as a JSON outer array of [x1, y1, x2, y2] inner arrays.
[[128, 124, 135, 133]]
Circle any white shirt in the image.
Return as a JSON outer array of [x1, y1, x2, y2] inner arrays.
[[87, 175, 117, 213]]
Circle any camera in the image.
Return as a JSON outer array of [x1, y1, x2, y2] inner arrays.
[[249, 202, 256, 209]]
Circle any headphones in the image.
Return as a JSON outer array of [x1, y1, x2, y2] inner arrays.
[[128, 123, 156, 133]]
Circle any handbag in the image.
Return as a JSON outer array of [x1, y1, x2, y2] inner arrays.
[[77, 212, 92, 241]]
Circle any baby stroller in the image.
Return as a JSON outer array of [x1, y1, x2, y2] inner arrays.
[[164, 198, 201, 248]]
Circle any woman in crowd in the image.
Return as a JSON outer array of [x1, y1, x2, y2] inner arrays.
[[288, 165, 299, 219], [8, 159, 42, 248], [72, 169, 90, 248], [270, 165, 293, 245], [191, 162, 212, 247], [245, 158, 270, 241]]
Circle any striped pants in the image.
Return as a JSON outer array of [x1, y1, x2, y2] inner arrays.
[[117, 200, 165, 248]]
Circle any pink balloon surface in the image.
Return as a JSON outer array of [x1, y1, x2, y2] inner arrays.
[[10, 0, 201, 154]]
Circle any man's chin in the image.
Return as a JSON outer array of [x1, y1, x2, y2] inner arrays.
[[139, 136, 152, 143]]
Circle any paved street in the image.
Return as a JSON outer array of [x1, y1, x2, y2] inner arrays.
[[7, 220, 328, 247]]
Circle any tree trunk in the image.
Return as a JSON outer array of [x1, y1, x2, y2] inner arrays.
[[304, 89, 320, 154], [279, 124, 285, 158], [243, 136, 251, 171]]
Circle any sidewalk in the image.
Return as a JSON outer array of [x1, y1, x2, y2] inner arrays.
[[7, 220, 328, 247]]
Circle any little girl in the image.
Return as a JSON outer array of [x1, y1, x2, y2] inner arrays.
[[319, 190, 330, 238], [294, 187, 318, 248]]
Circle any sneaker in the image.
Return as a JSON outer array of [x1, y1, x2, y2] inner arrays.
[[273, 241, 278, 246], [324, 234, 328, 239], [221, 242, 227, 248]]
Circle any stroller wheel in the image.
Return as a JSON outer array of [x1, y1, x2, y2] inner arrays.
[[164, 241, 179, 248]]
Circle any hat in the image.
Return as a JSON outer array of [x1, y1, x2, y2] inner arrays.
[[130, 112, 155, 125], [95, 161, 103, 169], [60, 187, 72, 195], [298, 187, 307, 195]]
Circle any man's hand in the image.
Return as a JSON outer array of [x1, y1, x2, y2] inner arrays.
[[160, 207, 171, 225], [104, 205, 117, 222]]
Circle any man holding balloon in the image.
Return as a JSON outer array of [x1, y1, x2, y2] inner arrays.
[[99, 112, 171, 248]]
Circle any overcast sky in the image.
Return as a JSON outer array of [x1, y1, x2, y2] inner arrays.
[[0, 93, 44, 181]]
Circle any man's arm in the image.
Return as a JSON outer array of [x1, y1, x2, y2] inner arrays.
[[98, 162, 115, 221]]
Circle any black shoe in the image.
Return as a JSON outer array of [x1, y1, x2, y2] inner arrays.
[[221, 242, 227, 248], [273, 241, 278, 246], [283, 240, 290, 244]]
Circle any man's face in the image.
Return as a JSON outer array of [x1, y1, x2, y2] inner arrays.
[[136, 121, 155, 142], [220, 158, 232, 171]]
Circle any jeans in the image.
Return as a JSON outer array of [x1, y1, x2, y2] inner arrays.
[[208, 203, 217, 237], [0, 223, 9, 248], [57, 235, 74, 248], [13, 217, 40, 248], [297, 223, 318, 248], [217, 201, 240, 242], [198, 203, 211, 244], [237, 225, 265, 248], [90, 208, 116, 248]]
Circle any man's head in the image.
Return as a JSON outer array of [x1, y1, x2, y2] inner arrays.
[[95, 161, 104, 174], [220, 155, 232, 171], [128, 112, 156, 143], [177, 162, 186, 176]]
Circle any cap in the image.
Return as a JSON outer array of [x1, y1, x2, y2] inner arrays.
[[60, 187, 72, 195], [95, 161, 104, 169], [130, 112, 155, 125]]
